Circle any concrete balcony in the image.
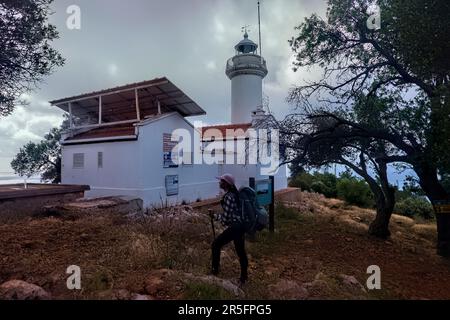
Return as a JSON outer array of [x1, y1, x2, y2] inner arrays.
[[226, 54, 268, 79]]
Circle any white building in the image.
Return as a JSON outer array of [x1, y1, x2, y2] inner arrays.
[[51, 33, 287, 207]]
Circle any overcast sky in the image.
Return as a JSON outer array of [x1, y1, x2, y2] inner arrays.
[[0, 0, 328, 173]]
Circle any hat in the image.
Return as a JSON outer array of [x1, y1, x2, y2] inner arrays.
[[216, 173, 236, 187]]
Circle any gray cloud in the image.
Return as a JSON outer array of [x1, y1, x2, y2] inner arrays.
[[0, 0, 327, 172]]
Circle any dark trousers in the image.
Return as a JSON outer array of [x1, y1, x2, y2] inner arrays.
[[211, 224, 248, 281]]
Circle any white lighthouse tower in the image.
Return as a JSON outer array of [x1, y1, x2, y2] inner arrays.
[[226, 30, 268, 124]]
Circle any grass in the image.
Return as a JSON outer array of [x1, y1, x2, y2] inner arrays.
[[84, 268, 114, 292], [1, 192, 449, 300]]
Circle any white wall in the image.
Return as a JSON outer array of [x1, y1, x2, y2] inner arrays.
[[231, 74, 263, 124], [61, 113, 288, 208], [62, 113, 221, 208], [137, 113, 220, 207]]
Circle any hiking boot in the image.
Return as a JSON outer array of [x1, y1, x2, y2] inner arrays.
[[210, 268, 219, 276], [238, 276, 248, 286]]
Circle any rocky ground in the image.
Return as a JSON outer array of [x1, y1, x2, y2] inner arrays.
[[1, 190, 449, 300]]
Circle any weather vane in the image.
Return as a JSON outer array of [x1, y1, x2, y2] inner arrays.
[[241, 25, 251, 34]]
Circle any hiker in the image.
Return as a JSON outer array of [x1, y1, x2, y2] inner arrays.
[[209, 173, 248, 285]]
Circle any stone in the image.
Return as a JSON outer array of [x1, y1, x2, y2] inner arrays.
[[131, 293, 153, 300], [144, 275, 165, 296], [339, 274, 367, 293], [114, 289, 133, 300], [268, 279, 309, 300], [0, 280, 51, 300], [180, 273, 245, 297]]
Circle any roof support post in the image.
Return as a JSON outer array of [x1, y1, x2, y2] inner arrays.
[[68, 103, 73, 129], [98, 95, 102, 125], [135, 88, 141, 121], [157, 99, 161, 115]]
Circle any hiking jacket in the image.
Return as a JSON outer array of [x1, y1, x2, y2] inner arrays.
[[218, 191, 241, 227]]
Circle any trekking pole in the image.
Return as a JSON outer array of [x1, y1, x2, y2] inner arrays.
[[208, 209, 216, 240]]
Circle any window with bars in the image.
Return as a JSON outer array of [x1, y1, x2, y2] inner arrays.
[[98, 152, 103, 168], [73, 153, 84, 169]]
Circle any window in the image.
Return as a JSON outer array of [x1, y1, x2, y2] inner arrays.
[[73, 153, 84, 169], [98, 152, 103, 168]]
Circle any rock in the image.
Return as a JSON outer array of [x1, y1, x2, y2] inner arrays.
[[181, 273, 245, 297], [0, 280, 51, 300], [144, 275, 165, 296], [79, 233, 92, 242], [303, 272, 331, 296], [114, 289, 133, 300], [268, 279, 309, 300], [131, 293, 153, 300], [97, 289, 132, 300], [339, 274, 367, 293], [391, 214, 415, 227]]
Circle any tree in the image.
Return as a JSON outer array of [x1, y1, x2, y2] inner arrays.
[[286, 0, 450, 255], [278, 104, 396, 238], [10, 143, 41, 188], [0, 0, 64, 116], [11, 120, 68, 184]]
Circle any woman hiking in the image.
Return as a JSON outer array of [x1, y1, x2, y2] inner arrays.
[[209, 173, 248, 285]]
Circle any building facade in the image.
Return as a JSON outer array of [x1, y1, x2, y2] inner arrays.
[[53, 34, 287, 208]]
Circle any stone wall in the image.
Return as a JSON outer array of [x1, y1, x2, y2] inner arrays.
[[0, 192, 84, 223]]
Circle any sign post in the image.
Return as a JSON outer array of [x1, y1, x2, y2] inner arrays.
[[269, 176, 275, 233], [250, 177, 275, 233]]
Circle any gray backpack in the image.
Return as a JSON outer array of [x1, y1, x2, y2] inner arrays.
[[238, 187, 269, 235]]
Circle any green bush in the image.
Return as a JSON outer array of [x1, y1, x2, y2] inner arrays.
[[394, 197, 434, 220], [336, 177, 373, 207], [289, 172, 337, 198], [289, 172, 315, 191], [275, 202, 300, 220]]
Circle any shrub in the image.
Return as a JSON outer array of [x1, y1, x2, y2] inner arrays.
[[275, 203, 299, 220], [394, 197, 434, 220], [314, 172, 338, 198], [336, 178, 373, 207], [289, 172, 337, 198], [289, 172, 315, 191]]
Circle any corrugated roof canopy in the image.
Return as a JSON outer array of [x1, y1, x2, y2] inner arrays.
[[50, 77, 206, 121]]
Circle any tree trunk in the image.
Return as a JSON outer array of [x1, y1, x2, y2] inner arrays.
[[368, 187, 395, 239], [415, 163, 450, 257], [368, 206, 392, 238]]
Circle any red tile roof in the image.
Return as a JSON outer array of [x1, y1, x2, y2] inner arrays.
[[202, 123, 252, 140], [65, 123, 137, 141]]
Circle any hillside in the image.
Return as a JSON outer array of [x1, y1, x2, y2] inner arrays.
[[1, 190, 449, 300]]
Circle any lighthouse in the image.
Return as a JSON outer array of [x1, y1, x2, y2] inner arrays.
[[225, 30, 268, 124]]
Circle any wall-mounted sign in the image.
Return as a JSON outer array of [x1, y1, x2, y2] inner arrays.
[[163, 133, 178, 168], [255, 179, 272, 206], [433, 200, 450, 214], [165, 175, 179, 196]]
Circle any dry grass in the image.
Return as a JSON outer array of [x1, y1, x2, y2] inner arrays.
[[1, 191, 449, 300]]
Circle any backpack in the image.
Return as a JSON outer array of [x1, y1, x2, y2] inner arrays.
[[237, 186, 269, 235]]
